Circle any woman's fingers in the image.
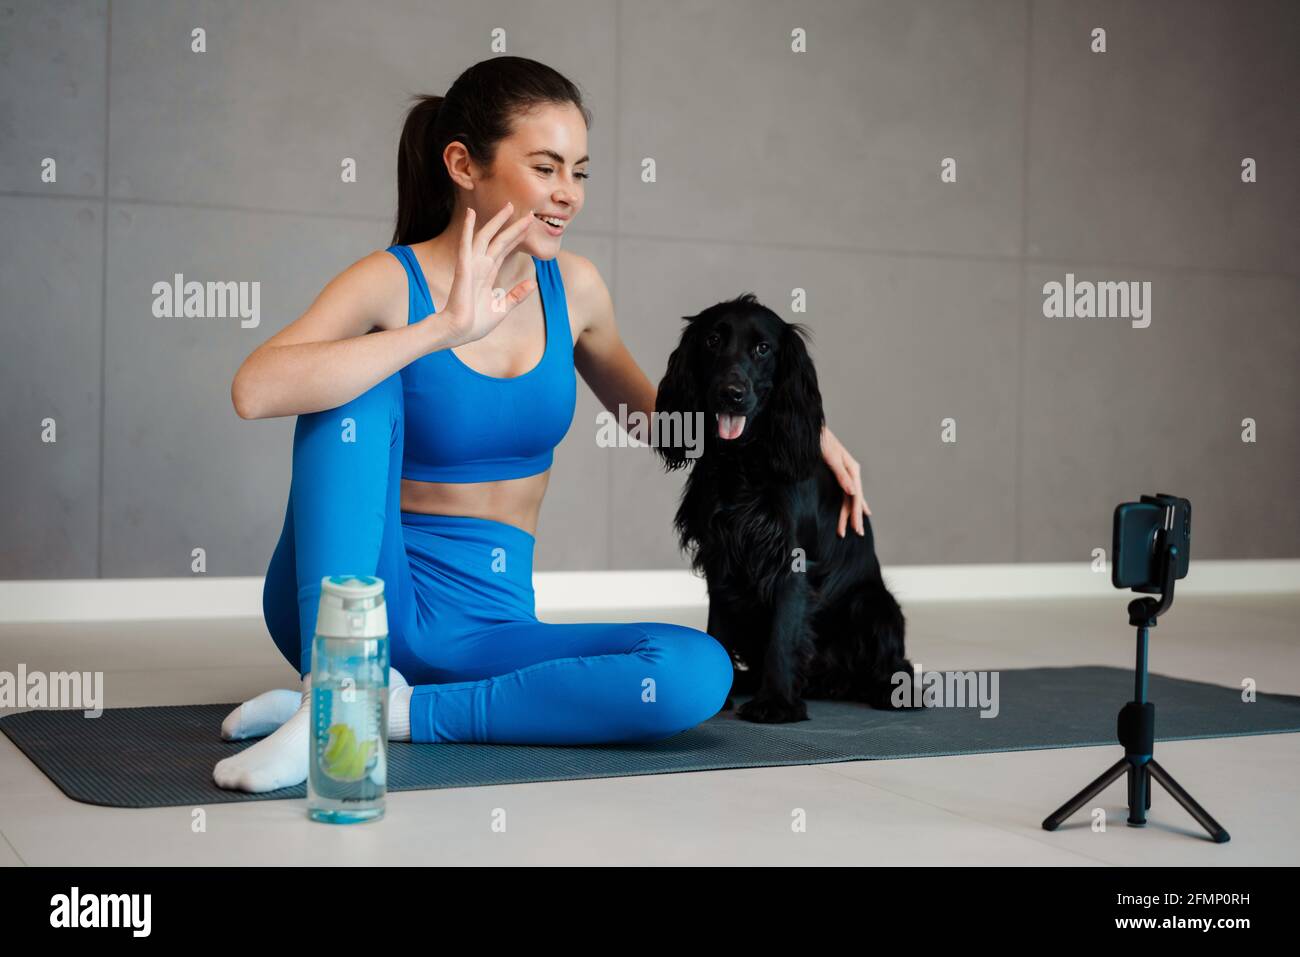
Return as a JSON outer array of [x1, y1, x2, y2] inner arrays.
[[479, 235, 536, 305], [841, 456, 867, 531], [471, 208, 534, 319], [473, 201, 515, 257], [455, 206, 475, 273], [821, 424, 871, 532], [484, 278, 538, 322], [852, 467, 865, 531], [487, 207, 534, 261], [504, 278, 538, 310]]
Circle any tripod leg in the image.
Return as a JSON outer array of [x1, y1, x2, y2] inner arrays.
[[1043, 757, 1128, 831], [1127, 762, 1149, 826], [1146, 767, 1152, 811], [1147, 759, 1230, 843]]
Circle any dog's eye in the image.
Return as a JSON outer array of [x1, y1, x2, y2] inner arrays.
[[705, 333, 720, 348], [755, 342, 770, 357]]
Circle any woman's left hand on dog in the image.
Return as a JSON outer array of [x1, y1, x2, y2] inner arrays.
[[820, 423, 871, 537]]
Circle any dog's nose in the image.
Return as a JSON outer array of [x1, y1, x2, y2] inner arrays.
[[720, 384, 746, 404]]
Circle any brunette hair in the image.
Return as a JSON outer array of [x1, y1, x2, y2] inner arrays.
[[392, 57, 592, 246]]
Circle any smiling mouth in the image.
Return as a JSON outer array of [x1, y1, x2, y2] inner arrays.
[[715, 412, 747, 440], [534, 214, 565, 234]]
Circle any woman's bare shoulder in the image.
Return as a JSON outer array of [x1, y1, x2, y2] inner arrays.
[[555, 250, 607, 336], [361, 247, 413, 331]]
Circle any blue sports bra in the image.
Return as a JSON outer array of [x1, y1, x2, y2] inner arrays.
[[386, 244, 577, 483]]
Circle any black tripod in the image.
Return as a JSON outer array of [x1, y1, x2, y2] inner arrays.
[[1042, 541, 1230, 843]]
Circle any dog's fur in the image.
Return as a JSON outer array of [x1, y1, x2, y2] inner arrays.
[[654, 294, 914, 723]]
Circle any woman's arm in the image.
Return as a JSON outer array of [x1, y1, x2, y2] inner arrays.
[[231, 251, 452, 419], [570, 256, 656, 419], [233, 204, 535, 420]]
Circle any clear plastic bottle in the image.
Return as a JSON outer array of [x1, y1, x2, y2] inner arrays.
[[307, 575, 389, 824]]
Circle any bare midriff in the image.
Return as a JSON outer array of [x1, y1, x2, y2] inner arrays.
[[399, 471, 550, 537]]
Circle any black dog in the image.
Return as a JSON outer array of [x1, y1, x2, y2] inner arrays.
[[654, 293, 914, 723]]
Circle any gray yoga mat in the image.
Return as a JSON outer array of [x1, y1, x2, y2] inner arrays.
[[1, 665, 1297, 809]]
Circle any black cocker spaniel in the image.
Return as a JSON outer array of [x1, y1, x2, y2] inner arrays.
[[654, 293, 915, 723]]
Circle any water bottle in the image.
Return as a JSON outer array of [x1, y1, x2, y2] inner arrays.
[[308, 575, 389, 824]]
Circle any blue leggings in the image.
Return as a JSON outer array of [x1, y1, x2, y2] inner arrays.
[[261, 372, 734, 745]]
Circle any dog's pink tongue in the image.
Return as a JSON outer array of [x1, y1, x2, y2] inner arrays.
[[717, 413, 747, 440]]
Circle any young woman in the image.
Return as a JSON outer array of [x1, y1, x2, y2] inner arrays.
[[215, 57, 871, 792]]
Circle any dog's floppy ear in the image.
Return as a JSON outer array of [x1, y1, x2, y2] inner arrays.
[[765, 321, 825, 482], [654, 313, 706, 471]]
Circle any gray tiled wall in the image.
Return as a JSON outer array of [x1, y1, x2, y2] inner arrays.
[[2, 0, 1296, 580]]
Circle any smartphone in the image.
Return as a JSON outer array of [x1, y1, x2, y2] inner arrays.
[[1112, 495, 1191, 590]]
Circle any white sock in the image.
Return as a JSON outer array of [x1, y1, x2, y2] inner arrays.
[[213, 675, 311, 793], [388, 667, 412, 742], [214, 670, 414, 793], [220, 687, 304, 741]]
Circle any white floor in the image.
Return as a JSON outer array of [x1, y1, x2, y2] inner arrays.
[[0, 594, 1296, 866]]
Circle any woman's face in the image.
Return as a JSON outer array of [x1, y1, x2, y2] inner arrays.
[[467, 102, 589, 257]]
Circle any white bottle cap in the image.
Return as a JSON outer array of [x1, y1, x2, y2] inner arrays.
[[316, 575, 388, 638]]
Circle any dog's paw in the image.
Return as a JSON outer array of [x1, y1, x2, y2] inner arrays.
[[736, 695, 808, 724]]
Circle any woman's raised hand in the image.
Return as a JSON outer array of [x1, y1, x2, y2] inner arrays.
[[439, 202, 538, 348]]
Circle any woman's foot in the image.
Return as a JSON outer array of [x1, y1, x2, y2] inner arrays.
[[220, 687, 304, 740], [213, 676, 311, 792], [388, 670, 411, 742], [214, 670, 414, 793]]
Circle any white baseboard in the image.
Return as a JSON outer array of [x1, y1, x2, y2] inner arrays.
[[0, 560, 1295, 624]]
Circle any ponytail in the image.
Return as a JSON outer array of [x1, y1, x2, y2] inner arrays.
[[392, 94, 453, 247]]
